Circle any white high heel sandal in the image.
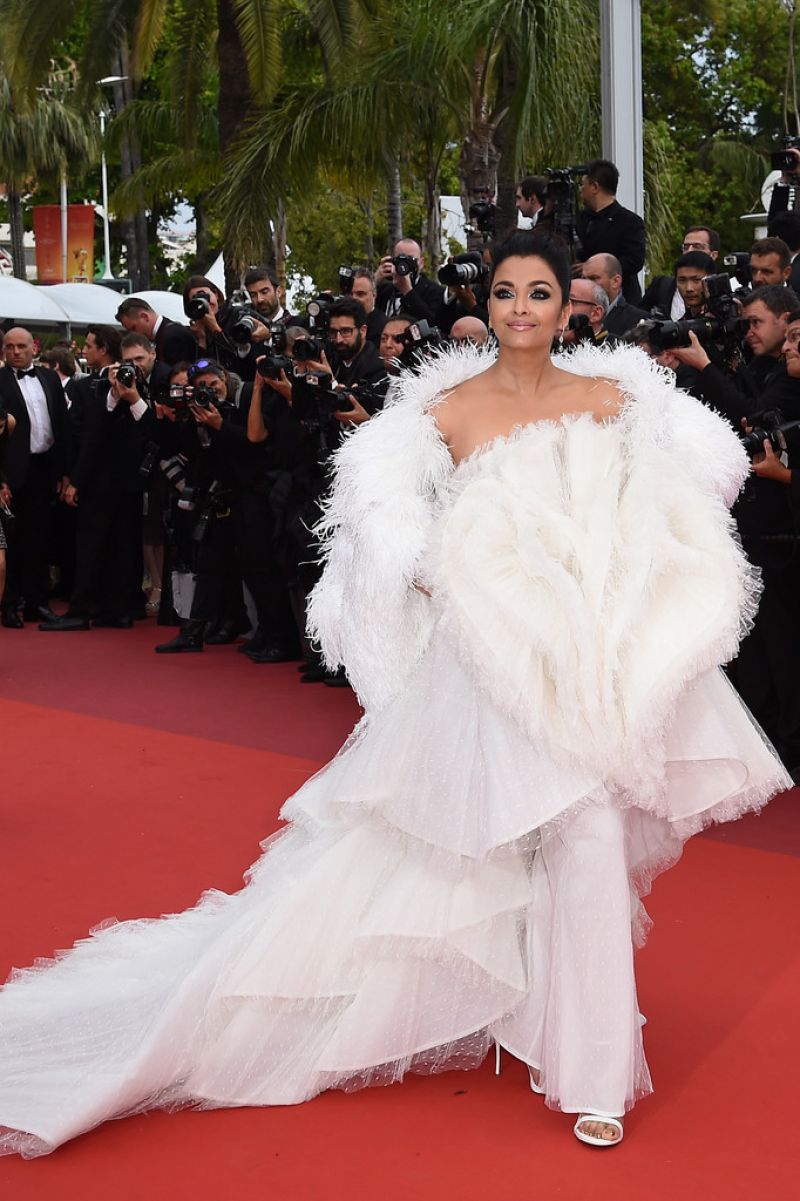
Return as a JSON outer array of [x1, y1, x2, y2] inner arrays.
[[573, 1114, 624, 1147], [494, 1042, 544, 1093]]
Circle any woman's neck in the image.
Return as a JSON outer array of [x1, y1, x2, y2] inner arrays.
[[491, 345, 561, 397]]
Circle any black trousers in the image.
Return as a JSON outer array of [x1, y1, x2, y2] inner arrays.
[[728, 550, 800, 765], [4, 453, 57, 612], [188, 509, 246, 627], [234, 490, 297, 647], [69, 491, 143, 620]]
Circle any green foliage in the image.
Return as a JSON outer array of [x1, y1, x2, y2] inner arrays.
[[641, 0, 797, 272]]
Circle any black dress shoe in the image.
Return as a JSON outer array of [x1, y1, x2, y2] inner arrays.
[[300, 666, 327, 683], [322, 669, 350, 688], [92, 616, 134, 629], [247, 643, 301, 664], [24, 605, 58, 623], [204, 621, 241, 646], [155, 623, 204, 654], [39, 615, 91, 632], [1, 609, 24, 629]]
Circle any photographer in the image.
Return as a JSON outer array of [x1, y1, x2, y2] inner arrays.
[[379, 315, 415, 374], [375, 238, 444, 322], [154, 361, 251, 653], [642, 226, 720, 316], [749, 236, 792, 288], [561, 278, 612, 346], [671, 285, 800, 421], [726, 313, 800, 771], [581, 253, 647, 336], [120, 333, 171, 405], [767, 211, 800, 292], [322, 297, 388, 393], [40, 354, 156, 632], [182, 275, 261, 381], [244, 267, 291, 325], [350, 270, 386, 346], [435, 251, 490, 336], [115, 297, 197, 367], [450, 316, 490, 346]]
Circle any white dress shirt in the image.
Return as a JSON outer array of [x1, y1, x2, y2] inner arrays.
[[106, 391, 149, 421], [16, 370, 54, 454]]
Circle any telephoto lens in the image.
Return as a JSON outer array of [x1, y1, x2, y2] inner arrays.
[[116, 363, 137, 388]]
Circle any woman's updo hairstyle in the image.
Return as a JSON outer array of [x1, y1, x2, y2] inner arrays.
[[489, 230, 571, 304]]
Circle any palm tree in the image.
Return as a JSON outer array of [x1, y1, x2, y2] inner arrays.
[[0, 58, 96, 280]]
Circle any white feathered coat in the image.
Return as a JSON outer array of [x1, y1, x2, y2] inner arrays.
[[307, 343, 756, 789]]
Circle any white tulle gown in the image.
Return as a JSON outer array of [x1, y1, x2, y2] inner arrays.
[[0, 345, 791, 1157]]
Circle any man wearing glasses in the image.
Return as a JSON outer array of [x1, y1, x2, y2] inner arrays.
[[562, 278, 612, 346], [326, 298, 389, 393], [642, 226, 720, 317]]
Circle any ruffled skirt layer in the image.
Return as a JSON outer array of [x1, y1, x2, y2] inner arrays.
[[0, 627, 790, 1156]]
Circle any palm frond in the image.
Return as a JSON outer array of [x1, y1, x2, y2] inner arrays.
[[231, 0, 283, 102], [132, 0, 170, 78]]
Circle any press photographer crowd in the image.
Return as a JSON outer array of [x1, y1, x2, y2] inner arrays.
[[2, 154, 800, 770]]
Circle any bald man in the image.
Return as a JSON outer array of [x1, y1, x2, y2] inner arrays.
[[375, 237, 445, 323], [0, 327, 70, 625], [450, 316, 490, 346], [582, 253, 648, 337]]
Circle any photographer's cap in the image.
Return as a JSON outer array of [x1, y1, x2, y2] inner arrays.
[[188, 359, 226, 381]]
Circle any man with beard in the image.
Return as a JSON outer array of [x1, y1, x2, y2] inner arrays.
[[326, 297, 389, 391]]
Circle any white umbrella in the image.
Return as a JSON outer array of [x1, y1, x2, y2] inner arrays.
[[44, 283, 122, 325], [0, 276, 71, 324], [128, 289, 190, 325]]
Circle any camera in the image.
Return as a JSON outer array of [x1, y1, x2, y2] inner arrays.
[[740, 408, 800, 461], [566, 313, 598, 345], [292, 336, 325, 362], [165, 383, 194, 418], [257, 354, 294, 380], [116, 363, 138, 389], [227, 304, 265, 344], [438, 251, 485, 288], [723, 252, 752, 289], [192, 384, 219, 409], [392, 253, 417, 278], [306, 295, 333, 330], [645, 273, 748, 351], [185, 291, 212, 320], [770, 136, 800, 173], [467, 199, 496, 239], [338, 266, 355, 295], [396, 319, 443, 366]]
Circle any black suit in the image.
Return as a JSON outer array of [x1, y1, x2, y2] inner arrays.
[[789, 255, 800, 295], [0, 364, 69, 612], [641, 274, 678, 316], [602, 297, 649, 338], [153, 317, 198, 366], [376, 273, 445, 323], [576, 201, 646, 304], [67, 380, 155, 620]]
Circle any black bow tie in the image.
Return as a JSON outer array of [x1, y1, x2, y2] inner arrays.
[[16, 368, 36, 379]]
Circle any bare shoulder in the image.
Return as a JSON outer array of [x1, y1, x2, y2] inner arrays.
[[432, 369, 492, 439], [553, 368, 626, 420]]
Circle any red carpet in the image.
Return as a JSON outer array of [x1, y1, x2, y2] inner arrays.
[[1, 621, 799, 1200]]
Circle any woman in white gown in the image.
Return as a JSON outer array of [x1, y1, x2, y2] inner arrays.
[[0, 232, 790, 1155]]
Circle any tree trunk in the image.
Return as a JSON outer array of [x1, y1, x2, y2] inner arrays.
[[217, 0, 258, 290], [113, 61, 151, 289], [492, 49, 520, 242], [273, 198, 287, 282], [192, 195, 213, 272], [424, 180, 442, 271], [7, 190, 27, 280], [458, 53, 502, 253], [385, 159, 403, 249]]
